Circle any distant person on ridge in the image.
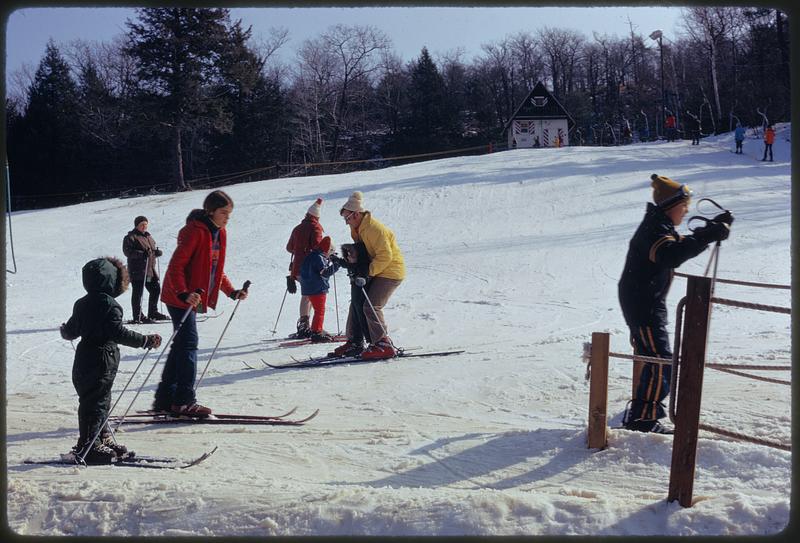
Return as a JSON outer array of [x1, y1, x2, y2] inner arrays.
[[618, 174, 733, 433], [286, 198, 325, 338], [686, 111, 702, 145], [60, 257, 162, 463], [122, 216, 167, 323], [762, 125, 775, 161], [665, 113, 677, 142], [331, 191, 405, 360], [154, 190, 248, 416], [734, 123, 746, 155]]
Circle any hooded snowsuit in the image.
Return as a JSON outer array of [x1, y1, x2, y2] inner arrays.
[[61, 257, 146, 448]]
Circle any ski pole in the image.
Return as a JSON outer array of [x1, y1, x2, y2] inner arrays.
[[111, 289, 203, 433], [356, 277, 389, 340], [139, 251, 151, 320], [270, 287, 288, 335], [332, 269, 341, 335], [195, 280, 251, 390], [156, 250, 165, 315], [77, 345, 155, 464]]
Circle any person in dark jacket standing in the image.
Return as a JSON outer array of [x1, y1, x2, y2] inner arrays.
[[618, 174, 732, 433], [61, 257, 162, 463], [154, 190, 248, 416], [122, 216, 168, 323], [686, 111, 702, 145], [286, 197, 325, 338], [299, 236, 341, 342]]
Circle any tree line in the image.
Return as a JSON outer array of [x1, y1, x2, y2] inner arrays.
[[4, 7, 790, 209]]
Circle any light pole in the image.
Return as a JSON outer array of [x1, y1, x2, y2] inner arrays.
[[649, 30, 665, 137]]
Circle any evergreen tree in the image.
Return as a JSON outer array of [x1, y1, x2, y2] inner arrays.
[[18, 41, 82, 199], [125, 7, 234, 191], [404, 47, 449, 152]]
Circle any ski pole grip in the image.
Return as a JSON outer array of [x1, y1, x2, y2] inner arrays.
[[242, 280, 251, 292]]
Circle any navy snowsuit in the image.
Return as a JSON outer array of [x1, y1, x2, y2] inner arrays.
[[618, 204, 709, 422]]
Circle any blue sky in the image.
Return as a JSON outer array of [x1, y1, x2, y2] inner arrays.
[[4, 6, 685, 85]]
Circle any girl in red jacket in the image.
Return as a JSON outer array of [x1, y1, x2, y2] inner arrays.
[[154, 190, 248, 415]]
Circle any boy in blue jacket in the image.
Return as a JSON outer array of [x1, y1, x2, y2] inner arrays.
[[299, 236, 341, 342], [734, 123, 746, 154]]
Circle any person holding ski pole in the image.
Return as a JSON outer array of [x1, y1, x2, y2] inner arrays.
[[154, 190, 247, 416], [299, 236, 341, 342], [331, 191, 405, 360], [762, 125, 775, 161], [286, 197, 325, 338], [330, 241, 372, 356], [60, 256, 162, 463], [734, 123, 746, 155], [618, 174, 733, 433], [122, 216, 168, 323]]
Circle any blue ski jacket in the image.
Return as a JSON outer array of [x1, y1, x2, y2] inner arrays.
[[299, 249, 340, 296]]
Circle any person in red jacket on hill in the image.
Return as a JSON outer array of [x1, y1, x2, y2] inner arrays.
[[285, 198, 325, 338], [154, 190, 248, 416], [762, 125, 775, 161]]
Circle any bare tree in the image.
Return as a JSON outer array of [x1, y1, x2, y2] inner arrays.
[[681, 7, 734, 125]]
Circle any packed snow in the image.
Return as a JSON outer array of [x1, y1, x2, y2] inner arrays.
[[5, 126, 792, 536]]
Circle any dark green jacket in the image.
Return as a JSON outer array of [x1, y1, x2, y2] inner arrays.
[[61, 258, 146, 355]]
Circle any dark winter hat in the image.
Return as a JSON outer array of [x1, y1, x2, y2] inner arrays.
[[134, 215, 148, 227], [317, 236, 332, 253], [651, 174, 692, 210]]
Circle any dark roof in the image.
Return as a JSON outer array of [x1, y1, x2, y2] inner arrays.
[[503, 81, 575, 132]]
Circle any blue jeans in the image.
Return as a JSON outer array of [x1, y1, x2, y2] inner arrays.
[[154, 305, 198, 408]]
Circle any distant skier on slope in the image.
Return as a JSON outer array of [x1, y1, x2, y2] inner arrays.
[[762, 125, 775, 161], [618, 174, 733, 433], [734, 123, 746, 155], [286, 198, 325, 338], [331, 191, 405, 360], [60, 257, 162, 463], [298, 236, 341, 342]]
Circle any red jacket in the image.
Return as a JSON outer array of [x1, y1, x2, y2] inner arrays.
[[161, 214, 234, 311], [764, 127, 775, 144], [286, 215, 323, 278]]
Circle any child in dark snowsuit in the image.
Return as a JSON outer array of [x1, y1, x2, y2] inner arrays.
[[299, 236, 341, 342], [330, 242, 372, 357], [618, 175, 732, 433], [61, 257, 162, 463]]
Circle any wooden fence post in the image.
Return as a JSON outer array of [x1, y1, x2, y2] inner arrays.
[[587, 332, 610, 449], [668, 275, 712, 507]]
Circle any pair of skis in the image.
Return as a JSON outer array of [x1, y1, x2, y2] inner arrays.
[[24, 446, 219, 470], [255, 348, 466, 370], [125, 312, 223, 325], [108, 406, 319, 426]]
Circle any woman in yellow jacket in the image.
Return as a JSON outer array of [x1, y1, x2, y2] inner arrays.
[[333, 191, 405, 359]]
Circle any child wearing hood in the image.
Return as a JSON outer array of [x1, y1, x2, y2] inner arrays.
[[299, 236, 341, 342], [60, 257, 162, 463]]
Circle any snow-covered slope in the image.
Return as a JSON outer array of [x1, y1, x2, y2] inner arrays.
[[5, 126, 792, 536]]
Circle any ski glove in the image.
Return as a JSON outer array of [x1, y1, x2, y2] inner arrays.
[[143, 334, 162, 349], [230, 289, 247, 300], [286, 275, 297, 294], [693, 221, 731, 245]]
